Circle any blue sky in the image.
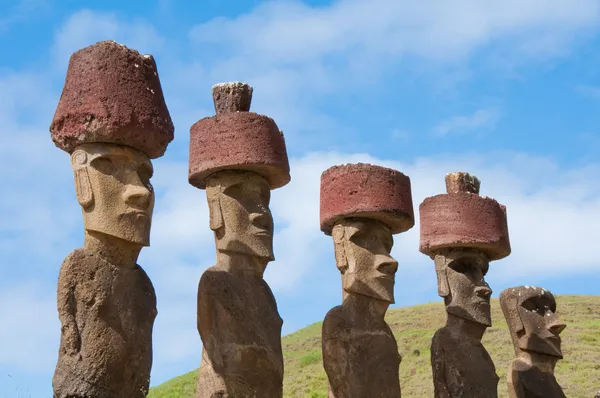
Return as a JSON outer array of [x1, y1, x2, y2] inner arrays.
[[1, 0, 600, 396]]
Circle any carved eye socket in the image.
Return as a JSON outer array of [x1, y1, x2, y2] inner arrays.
[[521, 298, 542, 314], [449, 258, 475, 274], [138, 164, 154, 189], [91, 158, 116, 175]]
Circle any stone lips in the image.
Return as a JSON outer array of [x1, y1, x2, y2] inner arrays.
[[188, 112, 290, 189], [320, 163, 415, 235], [419, 192, 511, 260], [50, 40, 174, 159]]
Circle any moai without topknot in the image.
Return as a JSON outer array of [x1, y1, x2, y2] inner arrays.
[[419, 172, 511, 398], [320, 163, 415, 398], [189, 82, 290, 397], [50, 40, 174, 398], [500, 286, 567, 398]]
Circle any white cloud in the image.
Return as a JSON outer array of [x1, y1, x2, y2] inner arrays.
[[576, 84, 600, 100], [189, 0, 600, 63], [433, 107, 501, 136], [0, 281, 58, 372]]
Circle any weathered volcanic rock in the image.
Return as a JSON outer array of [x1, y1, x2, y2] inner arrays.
[[212, 82, 253, 114], [420, 172, 510, 260], [320, 163, 414, 235], [50, 40, 174, 159], [53, 249, 157, 398], [188, 82, 290, 189]]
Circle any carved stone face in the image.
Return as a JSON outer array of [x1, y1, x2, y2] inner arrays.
[[435, 249, 492, 326], [512, 288, 565, 358], [332, 218, 398, 303], [206, 171, 274, 262], [71, 143, 154, 246]]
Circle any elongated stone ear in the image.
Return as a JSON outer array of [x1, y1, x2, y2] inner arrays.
[[71, 150, 93, 208], [208, 196, 223, 231], [434, 255, 450, 298], [332, 223, 348, 273], [206, 180, 224, 232]]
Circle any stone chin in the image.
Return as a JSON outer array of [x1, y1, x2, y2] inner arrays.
[[218, 235, 275, 262], [446, 300, 492, 327], [344, 274, 395, 304], [84, 211, 151, 247]]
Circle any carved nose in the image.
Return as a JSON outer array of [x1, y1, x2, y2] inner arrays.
[[250, 212, 272, 231], [548, 319, 566, 335], [474, 285, 492, 299], [125, 186, 152, 209], [376, 256, 398, 276]]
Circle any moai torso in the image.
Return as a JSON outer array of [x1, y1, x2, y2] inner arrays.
[[431, 327, 498, 398], [53, 249, 157, 398], [507, 358, 565, 398], [323, 305, 401, 398], [196, 266, 284, 397]]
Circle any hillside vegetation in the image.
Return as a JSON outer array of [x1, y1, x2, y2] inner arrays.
[[148, 295, 600, 397]]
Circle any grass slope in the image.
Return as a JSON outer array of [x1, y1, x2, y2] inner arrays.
[[149, 295, 600, 397]]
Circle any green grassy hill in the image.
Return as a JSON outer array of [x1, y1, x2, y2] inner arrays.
[[148, 295, 600, 397]]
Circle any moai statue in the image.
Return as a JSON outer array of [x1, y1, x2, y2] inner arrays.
[[419, 172, 511, 398], [49, 40, 174, 398], [320, 163, 415, 398], [189, 82, 290, 397], [500, 286, 567, 398]]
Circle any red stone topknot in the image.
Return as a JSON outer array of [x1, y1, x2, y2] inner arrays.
[[50, 40, 174, 159], [188, 82, 290, 190]]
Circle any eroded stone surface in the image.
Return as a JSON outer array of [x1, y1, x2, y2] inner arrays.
[[420, 172, 510, 398], [54, 249, 157, 398], [53, 143, 158, 398], [212, 82, 253, 114], [189, 112, 290, 189], [500, 286, 567, 398], [50, 40, 174, 159], [189, 82, 290, 190], [419, 193, 510, 261], [445, 171, 480, 194], [320, 163, 414, 235], [195, 170, 284, 397], [321, 164, 414, 398]]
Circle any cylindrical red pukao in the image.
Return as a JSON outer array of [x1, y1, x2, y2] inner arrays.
[[188, 82, 290, 190], [419, 172, 511, 260], [50, 40, 174, 159], [320, 163, 415, 235]]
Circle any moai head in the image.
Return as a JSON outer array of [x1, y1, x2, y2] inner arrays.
[[71, 143, 155, 246], [205, 170, 274, 261], [189, 82, 290, 268], [320, 164, 415, 303], [420, 172, 511, 326], [500, 286, 566, 359], [50, 40, 174, 246]]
